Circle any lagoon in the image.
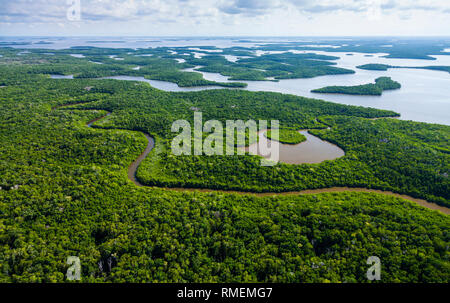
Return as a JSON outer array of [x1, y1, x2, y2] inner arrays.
[[242, 130, 345, 165]]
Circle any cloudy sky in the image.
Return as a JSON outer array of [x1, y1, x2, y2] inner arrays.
[[1, 0, 449, 36]]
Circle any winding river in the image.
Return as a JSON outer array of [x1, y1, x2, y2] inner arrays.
[[74, 108, 449, 215]]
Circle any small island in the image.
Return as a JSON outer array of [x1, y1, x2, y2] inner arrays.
[[311, 77, 401, 96], [416, 66, 450, 74], [357, 64, 393, 71], [265, 129, 307, 144]]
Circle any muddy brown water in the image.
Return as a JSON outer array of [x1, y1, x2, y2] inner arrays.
[[87, 112, 111, 127], [158, 187, 450, 215], [242, 129, 345, 165], [80, 111, 449, 215], [128, 133, 154, 186]]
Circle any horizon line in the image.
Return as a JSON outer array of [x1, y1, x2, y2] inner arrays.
[[1, 35, 450, 38]]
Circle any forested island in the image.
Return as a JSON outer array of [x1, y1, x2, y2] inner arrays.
[[265, 129, 307, 144], [193, 52, 355, 81], [311, 77, 401, 96], [0, 45, 357, 87], [357, 64, 393, 71], [357, 64, 450, 74], [0, 45, 448, 283]]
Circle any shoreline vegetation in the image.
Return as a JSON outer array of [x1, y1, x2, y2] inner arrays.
[[264, 129, 307, 145], [76, 106, 449, 215], [357, 64, 450, 74], [311, 77, 401, 96]]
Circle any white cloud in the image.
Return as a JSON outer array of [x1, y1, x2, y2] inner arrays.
[[0, 0, 449, 35]]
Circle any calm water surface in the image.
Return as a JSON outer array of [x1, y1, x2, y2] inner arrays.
[[197, 51, 450, 125]]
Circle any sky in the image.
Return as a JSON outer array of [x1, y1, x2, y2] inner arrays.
[[1, 0, 450, 36]]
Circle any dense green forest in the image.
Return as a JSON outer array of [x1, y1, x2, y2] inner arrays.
[[265, 129, 307, 145], [416, 66, 450, 74], [373, 77, 402, 90], [311, 77, 401, 96], [191, 52, 355, 81], [357, 64, 394, 71], [0, 46, 354, 86], [137, 115, 449, 207], [0, 47, 246, 88], [0, 48, 449, 283]]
